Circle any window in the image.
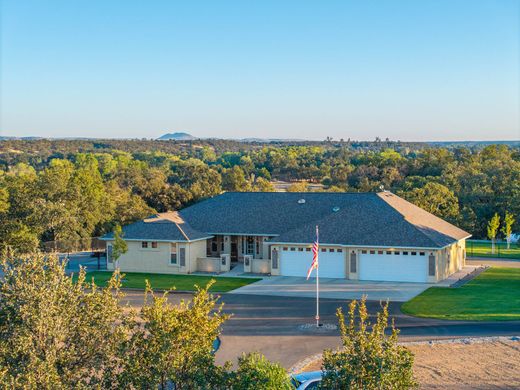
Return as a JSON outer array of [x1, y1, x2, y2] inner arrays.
[[306, 248, 311, 251], [298, 247, 304, 251], [329, 248, 334, 252], [246, 236, 255, 255], [283, 247, 288, 251], [272, 249, 279, 269], [350, 252, 357, 273], [419, 252, 425, 256], [170, 244, 177, 265], [386, 251, 392, 255], [378, 250, 383, 255], [403, 251, 408, 255], [369, 250, 375, 254], [394, 251, 400, 255], [337, 249, 343, 253], [290, 247, 296, 251], [321, 248, 326, 252], [179, 248, 186, 267], [361, 250, 367, 254], [107, 245, 113, 263], [411, 251, 417, 256], [428, 255, 436, 276], [211, 237, 218, 253], [221, 240, 225, 251], [151, 241, 158, 249], [141, 242, 148, 248]]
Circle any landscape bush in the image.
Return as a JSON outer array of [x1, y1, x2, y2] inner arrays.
[[321, 298, 418, 389], [230, 352, 293, 390]]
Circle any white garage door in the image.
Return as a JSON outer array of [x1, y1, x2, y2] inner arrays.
[[359, 252, 428, 283], [280, 249, 345, 278]]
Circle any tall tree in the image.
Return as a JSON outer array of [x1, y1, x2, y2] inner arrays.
[[222, 166, 251, 191], [117, 281, 229, 389], [0, 253, 127, 388], [111, 224, 128, 268], [501, 212, 515, 249], [398, 182, 459, 222], [487, 213, 501, 254]]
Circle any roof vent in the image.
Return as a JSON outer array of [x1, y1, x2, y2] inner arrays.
[[297, 199, 306, 204], [332, 206, 340, 212]]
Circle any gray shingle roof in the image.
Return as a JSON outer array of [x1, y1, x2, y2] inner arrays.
[[104, 192, 470, 248], [102, 211, 210, 242], [178, 192, 470, 248]]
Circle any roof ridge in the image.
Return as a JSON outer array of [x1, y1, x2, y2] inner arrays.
[[377, 192, 441, 246], [175, 222, 190, 241], [376, 192, 467, 247]]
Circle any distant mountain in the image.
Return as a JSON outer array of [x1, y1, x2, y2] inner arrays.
[[157, 132, 196, 141]]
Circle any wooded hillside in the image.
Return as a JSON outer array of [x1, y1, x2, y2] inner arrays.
[[0, 139, 518, 252]]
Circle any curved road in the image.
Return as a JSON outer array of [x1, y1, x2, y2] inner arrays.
[[122, 291, 520, 368]]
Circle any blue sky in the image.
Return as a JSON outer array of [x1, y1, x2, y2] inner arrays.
[[1, 0, 519, 141]]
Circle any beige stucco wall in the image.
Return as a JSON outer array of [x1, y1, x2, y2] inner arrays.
[[106, 237, 467, 283], [436, 239, 466, 281], [106, 239, 207, 274], [252, 258, 270, 274]]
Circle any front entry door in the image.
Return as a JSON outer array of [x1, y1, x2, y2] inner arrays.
[[230, 240, 238, 262]]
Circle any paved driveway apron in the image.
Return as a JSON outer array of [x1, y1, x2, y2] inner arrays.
[[229, 276, 431, 302]]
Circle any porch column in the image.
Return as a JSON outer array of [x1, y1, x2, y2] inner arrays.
[[223, 235, 231, 254]]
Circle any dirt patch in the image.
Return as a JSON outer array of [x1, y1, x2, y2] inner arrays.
[[300, 340, 520, 389]]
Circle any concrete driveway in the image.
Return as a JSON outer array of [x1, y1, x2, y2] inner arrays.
[[229, 276, 431, 302]]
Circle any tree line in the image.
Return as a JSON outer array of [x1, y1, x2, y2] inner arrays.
[[0, 140, 518, 252]]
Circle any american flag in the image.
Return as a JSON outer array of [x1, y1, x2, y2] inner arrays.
[[306, 226, 319, 280]]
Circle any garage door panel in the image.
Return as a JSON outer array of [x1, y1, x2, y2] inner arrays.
[[280, 251, 345, 278], [359, 253, 427, 283]]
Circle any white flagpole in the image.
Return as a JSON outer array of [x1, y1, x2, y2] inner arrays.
[[316, 225, 320, 328]]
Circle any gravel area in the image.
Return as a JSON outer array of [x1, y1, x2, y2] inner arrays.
[[294, 336, 520, 389]]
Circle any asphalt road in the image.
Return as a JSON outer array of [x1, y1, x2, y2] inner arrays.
[[122, 291, 520, 368]]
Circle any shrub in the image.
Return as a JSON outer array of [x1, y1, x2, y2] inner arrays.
[[321, 297, 417, 389], [231, 352, 293, 390]]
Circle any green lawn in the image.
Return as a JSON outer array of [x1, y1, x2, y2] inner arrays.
[[80, 271, 261, 292], [401, 267, 520, 321], [466, 240, 520, 259]]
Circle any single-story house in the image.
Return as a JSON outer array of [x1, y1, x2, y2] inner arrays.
[[101, 191, 471, 283]]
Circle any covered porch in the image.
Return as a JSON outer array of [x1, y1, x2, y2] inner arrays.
[[201, 234, 274, 275]]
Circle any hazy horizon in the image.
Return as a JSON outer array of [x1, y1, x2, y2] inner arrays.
[[1, 0, 519, 141]]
